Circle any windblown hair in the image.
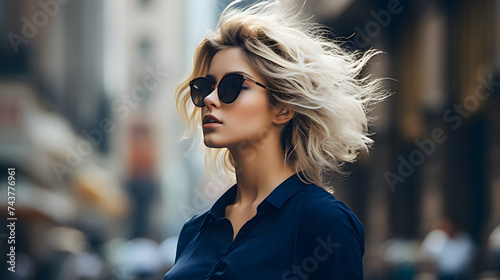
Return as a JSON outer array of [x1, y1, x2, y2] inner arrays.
[[175, 0, 389, 188]]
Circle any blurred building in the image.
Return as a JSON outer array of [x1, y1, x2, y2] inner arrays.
[[0, 0, 215, 278], [300, 0, 500, 278]]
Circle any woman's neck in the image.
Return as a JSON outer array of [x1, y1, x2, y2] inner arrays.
[[228, 136, 295, 208]]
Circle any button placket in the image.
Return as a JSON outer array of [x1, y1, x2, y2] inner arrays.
[[230, 203, 271, 247], [206, 202, 273, 279]]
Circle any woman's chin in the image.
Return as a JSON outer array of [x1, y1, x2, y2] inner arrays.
[[203, 138, 226, 149]]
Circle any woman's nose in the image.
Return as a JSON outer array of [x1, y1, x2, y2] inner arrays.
[[203, 87, 220, 108]]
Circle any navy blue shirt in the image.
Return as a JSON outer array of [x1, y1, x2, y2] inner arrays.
[[164, 172, 364, 280]]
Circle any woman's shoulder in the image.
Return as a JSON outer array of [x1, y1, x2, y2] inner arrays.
[[184, 210, 209, 228], [296, 183, 340, 216], [296, 184, 364, 241], [177, 210, 210, 239], [174, 210, 209, 257]]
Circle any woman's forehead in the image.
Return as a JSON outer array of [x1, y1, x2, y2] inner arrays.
[[207, 47, 262, 80]]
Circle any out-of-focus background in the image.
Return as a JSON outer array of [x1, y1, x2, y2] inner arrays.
[[0, 0, 499, 279]]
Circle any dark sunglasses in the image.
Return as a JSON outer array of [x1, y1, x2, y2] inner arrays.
[[189, 73, 267, 107]]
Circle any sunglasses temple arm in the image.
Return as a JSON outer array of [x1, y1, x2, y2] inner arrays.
[[246, 77, 267, 89]]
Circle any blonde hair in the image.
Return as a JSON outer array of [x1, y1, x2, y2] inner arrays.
[[175, 0, 390, 189]]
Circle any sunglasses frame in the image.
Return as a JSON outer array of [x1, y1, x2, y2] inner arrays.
[[189, 73, 267, 107]]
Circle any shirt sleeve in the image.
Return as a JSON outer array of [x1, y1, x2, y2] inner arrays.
[[304, 201, 365, 280]]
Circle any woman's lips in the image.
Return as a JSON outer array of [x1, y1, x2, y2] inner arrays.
[[203, 122, 222, 129], [202, 114, 222, 129]]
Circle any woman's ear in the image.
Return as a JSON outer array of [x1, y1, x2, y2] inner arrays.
[[272, 106, 294, 125]]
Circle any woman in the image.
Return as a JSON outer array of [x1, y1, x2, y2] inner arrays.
[[165, 1, 388, 279]]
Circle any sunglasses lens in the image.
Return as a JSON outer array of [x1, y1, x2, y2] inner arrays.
[[219, 74, 245, 104], [190, 77, 211, 107]]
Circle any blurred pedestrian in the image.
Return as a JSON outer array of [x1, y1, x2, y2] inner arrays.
[[418, 218, 476, 280], [488, 224, 500, 274]]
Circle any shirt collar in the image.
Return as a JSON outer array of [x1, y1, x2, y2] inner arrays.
[[198, 171, 309, 232], [264, 171, 309, 208]]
